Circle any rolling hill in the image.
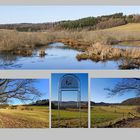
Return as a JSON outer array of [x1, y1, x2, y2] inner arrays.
[[91, 96, 140, 106], [0, 13, 140, 31], [121, 97, 140, 105], [103, 23, 140, 32]]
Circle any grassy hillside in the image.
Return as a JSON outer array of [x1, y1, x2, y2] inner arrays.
[[103, 23, 140, 32], [0, 106, 49, 128], [91, 105, 140, 128], [1, 13, 140, 31], [122, 97, 140, 105]]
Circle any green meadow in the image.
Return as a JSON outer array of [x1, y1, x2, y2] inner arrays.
[[51, 109, 88, 128], [91, 105, 140, 128]]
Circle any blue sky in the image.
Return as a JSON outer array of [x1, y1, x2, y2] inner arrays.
[[51, 73, 88, 101], [0, 6, 140, 24], [12, 79, 49, 105], [90, 78, 137, 103]]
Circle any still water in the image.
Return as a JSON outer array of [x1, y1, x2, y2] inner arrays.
[[0, 42, 137, 70]]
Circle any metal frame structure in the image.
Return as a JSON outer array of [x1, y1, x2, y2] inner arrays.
[[58, 74, 81, 127]]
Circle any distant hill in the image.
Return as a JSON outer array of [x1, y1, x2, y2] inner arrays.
[[91, 97, 140, 106], [0, 13, 140, 31], [51, 101, 88, 109], [121, 97, 140, 105], [90, 101, 96, 106], [90, 101, 116, 106]]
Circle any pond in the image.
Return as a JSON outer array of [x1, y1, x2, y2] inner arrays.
[[0, 42, 139, 69], [113, 45, 140, 50]]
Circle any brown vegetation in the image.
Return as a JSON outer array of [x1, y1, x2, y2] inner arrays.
[[0, 29, 56, 55], [39, 48, 46, 57], [76, 43, 140, 65], [1, 25, 140, 53], [0, 106, 49, 128], [1, 23, 140, 69], [104, 116, 140, 128]]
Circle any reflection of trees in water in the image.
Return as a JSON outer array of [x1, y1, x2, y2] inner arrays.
[[0, 53, 18, 66], [118, 58, 140, 69]]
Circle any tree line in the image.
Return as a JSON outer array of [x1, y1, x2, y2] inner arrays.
[[0, 13, 140, 31], [59, 13, 140, 30]]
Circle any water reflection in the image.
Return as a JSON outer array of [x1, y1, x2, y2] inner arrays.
[[0, 53, 18, 67], [113, 45, 140, 50], [0, 43, 139, 69]]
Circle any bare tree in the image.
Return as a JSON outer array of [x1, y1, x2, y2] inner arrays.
[[105, 78, 140, 97], [0, 79, 41, 104]]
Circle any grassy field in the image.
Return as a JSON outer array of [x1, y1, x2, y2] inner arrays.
[[103, 23, 140, 32], [0, 106, 49, 128], [91, 105, 140, 128], [51, 109, 88, 128], [102, 23, 140, 46]]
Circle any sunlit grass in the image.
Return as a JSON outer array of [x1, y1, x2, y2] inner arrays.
[[0, 106, 49, 128], [51, 109, 88, 128], [91, 105, 140, 128]]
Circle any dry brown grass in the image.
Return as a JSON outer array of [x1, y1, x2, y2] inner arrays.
[[1, 23, 140, 52], [77, 42, 140, 62], [1, 23, 140, 60], [0, 106, 49, 128], [0, 29, 56, 52], [48, 28, 140, 45]]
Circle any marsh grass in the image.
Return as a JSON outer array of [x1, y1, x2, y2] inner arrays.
[[0, 29, 56, 53], [77, 42, 140, 69], [1, 24, 140, 52], [1, 23, 140, 65]]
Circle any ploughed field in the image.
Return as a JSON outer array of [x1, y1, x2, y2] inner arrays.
[[51, 108, 88, 128], [0, 106, 49, 128], [91, 105, 140, 128]]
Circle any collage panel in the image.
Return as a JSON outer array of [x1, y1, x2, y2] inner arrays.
[[90, 78, 140, 128], [0, 6, 140, 70], [0, 79, 49, 128], [51, 73, 88, 128], [0, 4, 140, 130]]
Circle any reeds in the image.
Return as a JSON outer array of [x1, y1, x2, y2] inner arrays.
[[0, 29, 56, 52], [1, 25, 140, 61], [77, 42, 140, 62], [1, 27, 140, 52]]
